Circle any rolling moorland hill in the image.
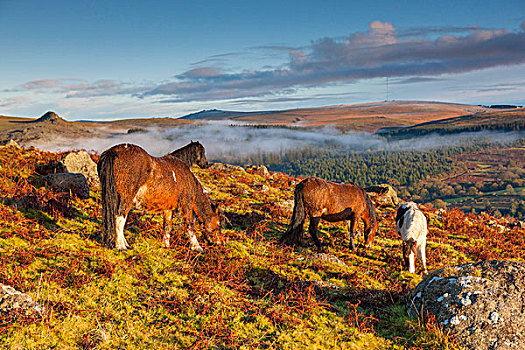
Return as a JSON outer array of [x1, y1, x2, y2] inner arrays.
[[377, 108, 525, 139], [1, 145, 524, 349], [180, 101, 496, 133], [2, 101, 519, 145]]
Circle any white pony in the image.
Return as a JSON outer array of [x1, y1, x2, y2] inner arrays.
[[395, 202, 428, 275]]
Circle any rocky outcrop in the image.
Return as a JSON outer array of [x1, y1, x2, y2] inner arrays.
[[0, 111, 95, 147], [365, 184, 399, 207], [1, 140, 21, 148], [209, 162, 246, 173], [0, 283, 43, 318], [33, 111, 68, 124], [277, 199, 295, 213], [35, 161, 67, 175], [246, 165, 270, 177], [409, 260, 525, 350], [43, 173, 90, 198], [61, 151, 99, 186]]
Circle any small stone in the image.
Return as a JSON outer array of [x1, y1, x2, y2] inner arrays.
[[450, 316, 462, 326], [459, 296, 472, 306], [489, 311, 499, 323]]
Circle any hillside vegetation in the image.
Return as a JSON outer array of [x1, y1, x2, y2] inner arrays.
[[243, 139, 525, 219], [1, 146, 524, 349]]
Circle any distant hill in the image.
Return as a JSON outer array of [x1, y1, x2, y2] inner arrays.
[[0, 101, 522, 147], [377, 108, 525, 139], [179, 101, 491, 133], [0, 111, 98, 146], [180, 109, 269, 120]]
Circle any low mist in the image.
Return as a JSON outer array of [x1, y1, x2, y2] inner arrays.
[[32, 120, 524, 161]]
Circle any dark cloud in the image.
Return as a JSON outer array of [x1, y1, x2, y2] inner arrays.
[[142, 21, 525, 102], [474, 82, 524, 93], [8, 21, 525, 105], [394, 77, 447, 84], [397, 25, 483, 37]]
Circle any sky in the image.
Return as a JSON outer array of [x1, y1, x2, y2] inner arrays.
[[1, 0, 524, 121]]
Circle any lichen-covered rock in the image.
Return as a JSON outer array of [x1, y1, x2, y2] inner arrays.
[[61, 151, 99, 186], [246, 165, 270, 177], [409, 260, 525, 350], [209, 162, 246, 173], [365, 184, 399, 207], [277, 199, 294, 213], [0, 283, 43, 318], [4, 140, 21, 148], [300, 253, 348, 268], [43, 173, 90, 198], [35, 161, 67, 175]]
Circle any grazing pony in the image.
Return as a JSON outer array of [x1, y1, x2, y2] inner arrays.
[[395, 202, 428, 275], [170, 140, 210, 169], [281, 177, 379, 252], [97, 143, 221, 251]]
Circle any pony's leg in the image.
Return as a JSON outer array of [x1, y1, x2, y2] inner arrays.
[[186, 228, 203, 252], [347, 214, 357, 250], [115, 202, 132, 250], [162, 210, 173, 247], [408, 251, 416, 274], [115, 214, 129, 250], [308, 217, 323, 252], [181, 207, 203, 252], [417, 242, 428, 275]]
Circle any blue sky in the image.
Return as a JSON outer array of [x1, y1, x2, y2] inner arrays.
[[1, 0, 524, 120]]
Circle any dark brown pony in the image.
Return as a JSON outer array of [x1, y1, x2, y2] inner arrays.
[[97, 143, 221, 251], [281, 177, 379, 252], [170, 140, 210, 169]]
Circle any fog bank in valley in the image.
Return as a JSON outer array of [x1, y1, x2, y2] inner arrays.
[[32, 120, 524, 161]]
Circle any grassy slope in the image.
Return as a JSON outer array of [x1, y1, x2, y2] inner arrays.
[[1, 147, 524, 349], [230, 101, 486, 133]]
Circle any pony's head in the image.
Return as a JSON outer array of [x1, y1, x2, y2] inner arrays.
[[402, 238, 417, 273], [363, 192, 379, 247], [364, 217, 379, 247], [192, 141, 210, 168], [204, 200, 223, 245]]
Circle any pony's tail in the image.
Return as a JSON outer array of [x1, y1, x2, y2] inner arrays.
[[280, 183, 306, 246], [97, 150, 118, 248]]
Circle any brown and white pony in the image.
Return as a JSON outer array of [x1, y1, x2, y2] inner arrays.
[[395, 202, 428, 275], [97, 143, 221, 251], [281, 177, 379, 252]]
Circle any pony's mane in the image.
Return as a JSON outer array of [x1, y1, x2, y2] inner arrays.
[[169, 141, 204, 168], [396, 202, 419, 228], [175, 141, 199, 151]]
